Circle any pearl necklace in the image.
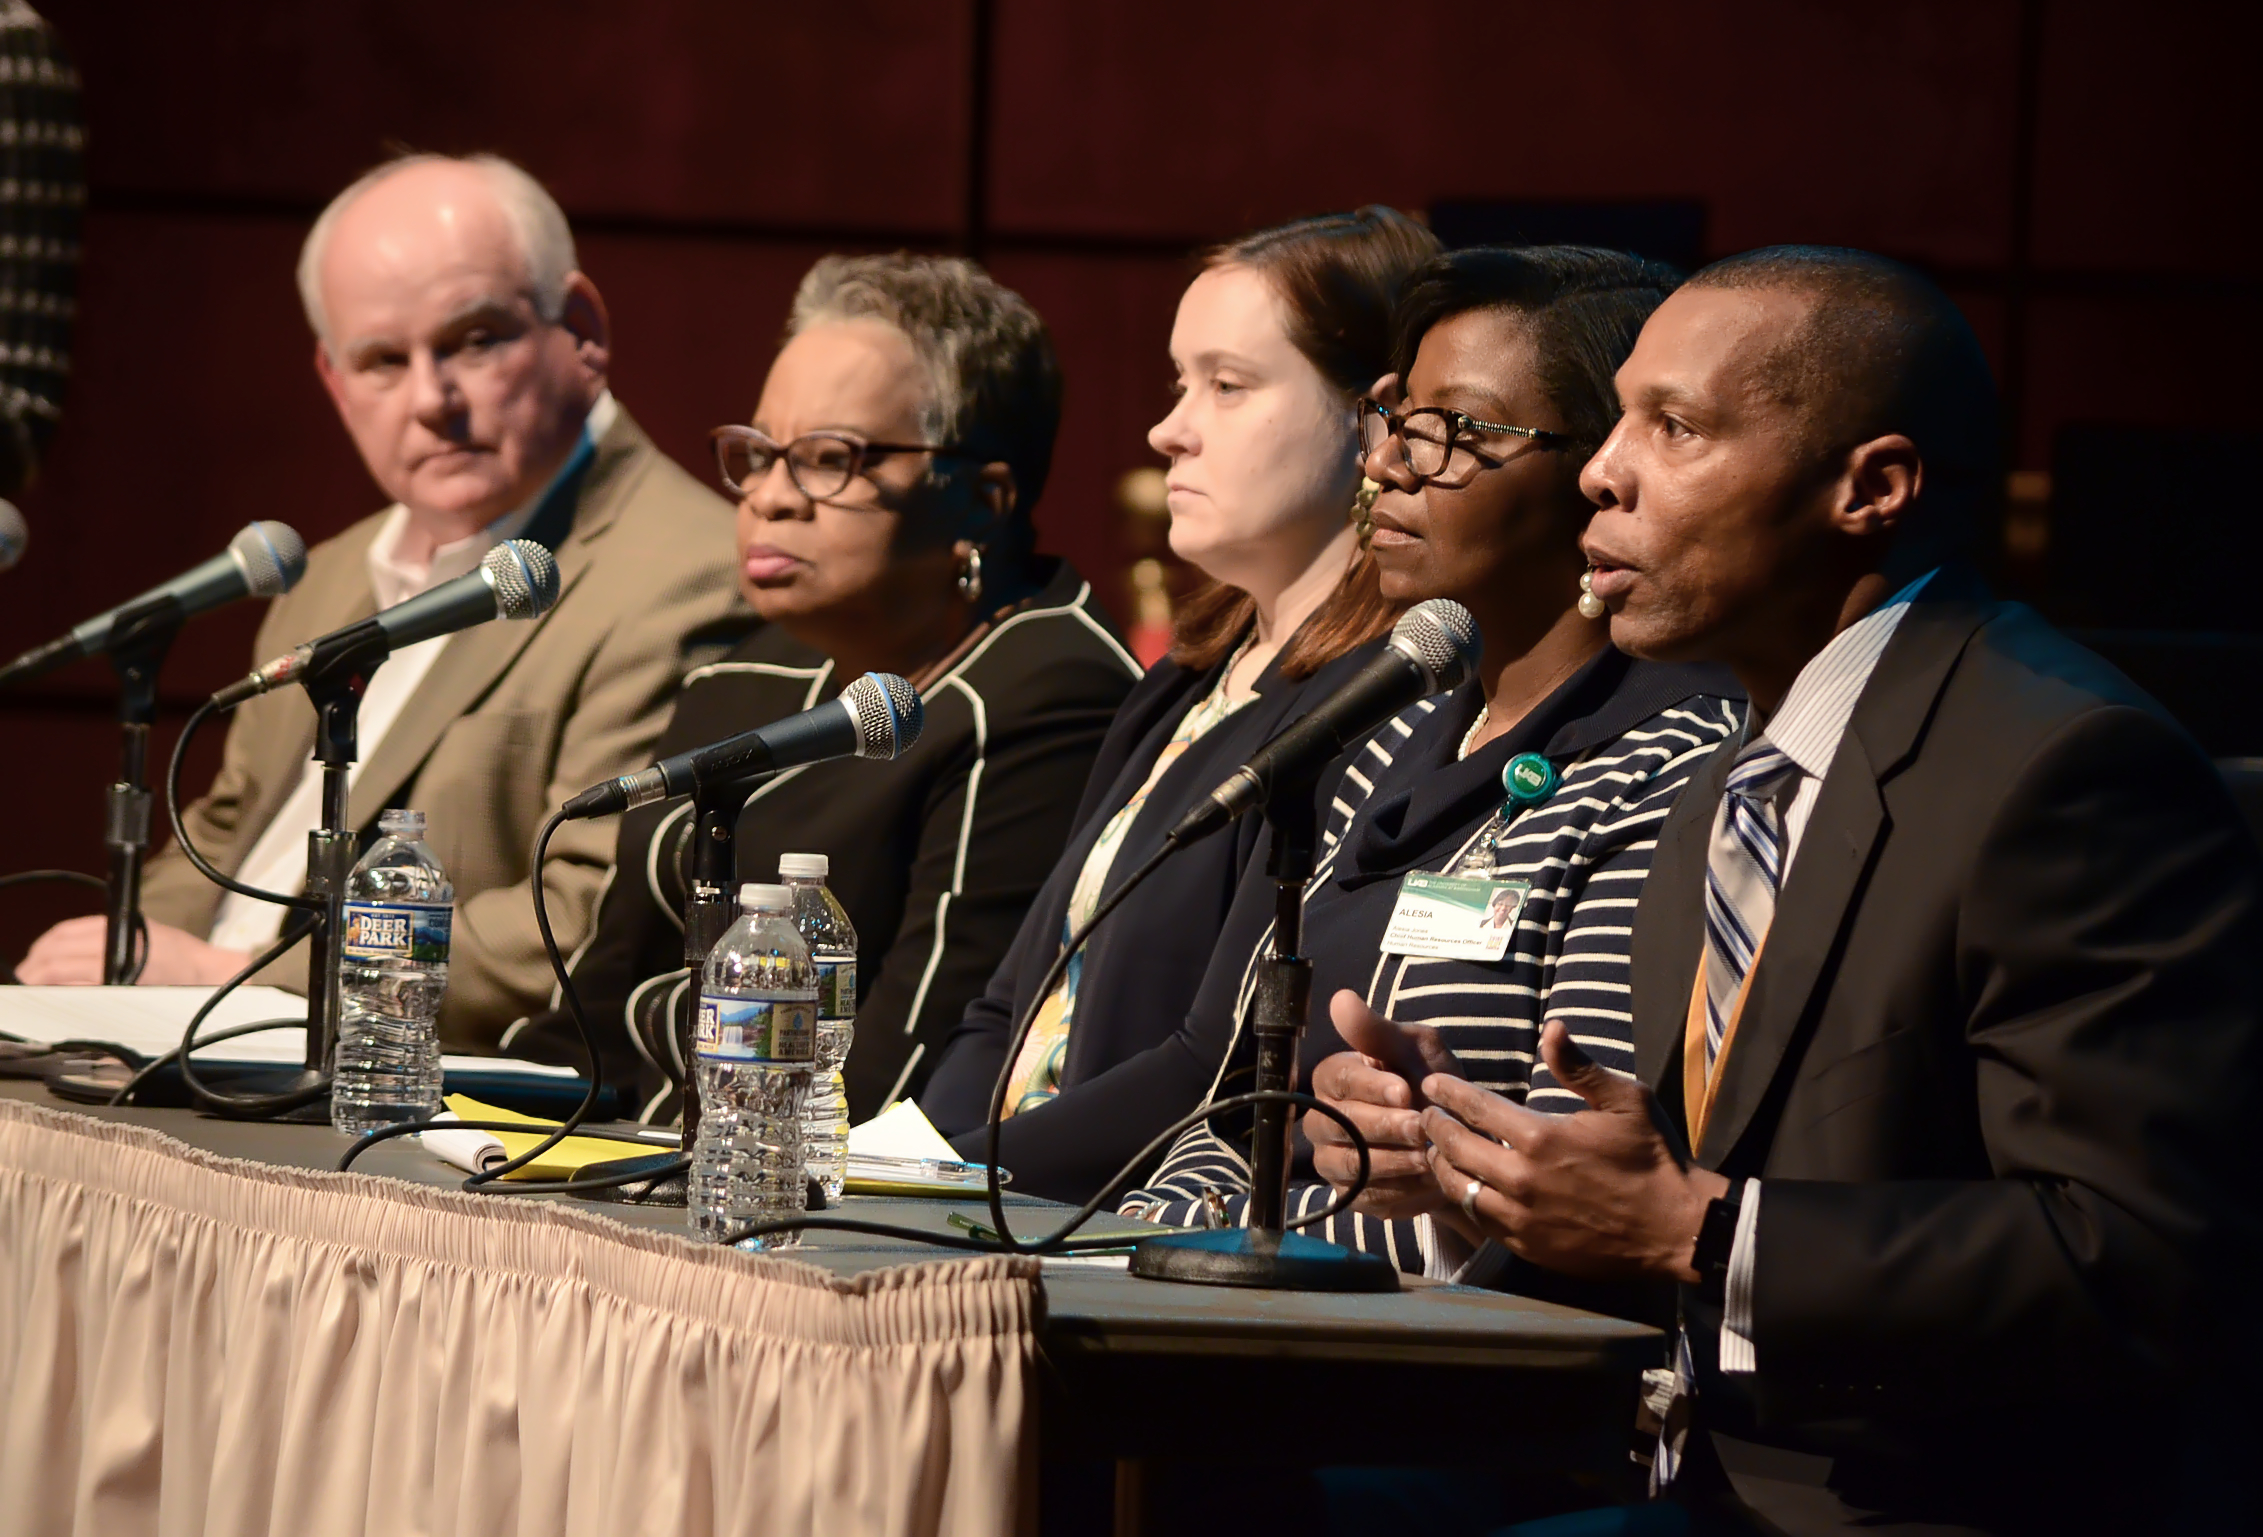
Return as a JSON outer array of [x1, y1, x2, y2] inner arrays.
[[1457, 705, 1490, 761]]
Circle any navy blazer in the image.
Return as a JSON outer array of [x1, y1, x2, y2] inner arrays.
[[919, 635, 1391, 1182]]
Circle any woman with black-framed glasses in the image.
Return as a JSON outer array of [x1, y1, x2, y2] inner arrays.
[[1110, 249, 1746, 1293], [505, 254, 1140, 1124]]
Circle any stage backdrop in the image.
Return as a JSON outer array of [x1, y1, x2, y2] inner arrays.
[[3, 0, 2257, 963]]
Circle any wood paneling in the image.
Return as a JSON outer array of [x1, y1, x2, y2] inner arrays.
[[38, 0, 972, 231], [982, 251, 1193, 602], [2030, 2, 2263, 277], [988, 1, 2024, 267], [2018, 293, 2263, 468]]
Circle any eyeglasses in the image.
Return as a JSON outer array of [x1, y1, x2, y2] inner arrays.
[[709, 424, 971, 501], [1356, 398, 1571, 482]]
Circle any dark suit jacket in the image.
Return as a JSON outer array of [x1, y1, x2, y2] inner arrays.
[[1630, 570, 2263, 1532]]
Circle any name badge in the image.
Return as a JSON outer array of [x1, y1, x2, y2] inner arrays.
[[1382, 872, 1531, 963]]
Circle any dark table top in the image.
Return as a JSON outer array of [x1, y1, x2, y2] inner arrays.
[[2, 1068, 1659, 1470]]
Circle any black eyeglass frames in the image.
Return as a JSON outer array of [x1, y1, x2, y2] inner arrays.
[[1355, 398, 1571, 480], [709, 425, 972, 500]]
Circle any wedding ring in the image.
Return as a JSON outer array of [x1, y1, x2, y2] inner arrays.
[[1461, 1178, 1482, 1221]]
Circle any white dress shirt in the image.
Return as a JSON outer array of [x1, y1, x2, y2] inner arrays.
[[207, 393, 617, 954], [1716, 567, 1935, 1373]]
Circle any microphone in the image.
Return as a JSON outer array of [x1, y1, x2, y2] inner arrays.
[[212, 538, 559, 708], [0, 501, 24, 572], [1168, 598, 1480, 845], [0, 521, 309, 686], [559, 670, 924, 820]]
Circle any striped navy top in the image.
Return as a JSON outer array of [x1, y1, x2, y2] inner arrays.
[[1120, 650, 1741, 1274]]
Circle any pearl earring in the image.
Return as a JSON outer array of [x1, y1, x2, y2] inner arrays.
[[1577, 567, 1606, 620]]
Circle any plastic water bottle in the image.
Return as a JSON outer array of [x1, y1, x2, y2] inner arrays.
[[332, 809, 452, 1136], [781, 852, 858, 1203], [689, 883, 817, 1243]]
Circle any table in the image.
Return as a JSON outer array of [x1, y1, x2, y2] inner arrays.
[[0, 1077, 1660, 1532]]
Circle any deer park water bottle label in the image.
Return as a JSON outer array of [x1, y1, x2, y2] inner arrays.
[[339, 902, 453, 963], [814, 959, 857, 1020], [696, 994, 816, 1063]]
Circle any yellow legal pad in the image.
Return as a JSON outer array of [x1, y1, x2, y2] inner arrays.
[[441, 1094, 678, 1181], [438, 1095, 1011, 1194]]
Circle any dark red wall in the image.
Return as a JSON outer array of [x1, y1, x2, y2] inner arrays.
[[4, 0, 2257, 960]]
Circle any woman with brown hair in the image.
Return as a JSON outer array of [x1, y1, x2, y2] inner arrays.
[[919, 208, 1439, 1185]]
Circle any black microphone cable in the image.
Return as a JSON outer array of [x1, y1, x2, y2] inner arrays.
[[0, 868, 146, 982], [145, 666, 1381, 1241], [334, 809, 688, 1193], [102, 695, 341, 1117], [133, 912, 323, 1116], [720, 833, 1375, 1254], [336, 807, 1376, 1241], [166, 698, 326, 913]]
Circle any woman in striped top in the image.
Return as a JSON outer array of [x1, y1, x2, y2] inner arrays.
[[1119, 248, 1742, 1273]]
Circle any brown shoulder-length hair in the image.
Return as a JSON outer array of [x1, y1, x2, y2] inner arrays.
[[1169, 205, 1441, 680]]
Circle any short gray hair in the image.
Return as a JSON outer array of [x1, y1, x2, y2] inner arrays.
[[788, 254, 1064, 529], [297, 153, 577, 346]]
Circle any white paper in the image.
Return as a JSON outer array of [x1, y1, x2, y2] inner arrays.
[[413, 1111, 508, 1174], [0, 985, 578, 1080], [847, 1098, 962, 1162]]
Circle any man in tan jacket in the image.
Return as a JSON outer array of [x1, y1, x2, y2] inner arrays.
[[19, 154, 744, 1050]]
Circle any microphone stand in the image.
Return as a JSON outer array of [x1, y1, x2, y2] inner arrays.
[[575, 775, 754, 1206], [99, 594, 186, 984], [675, 779, 744, 1149], [237, 637, 387, 1118], [296, 676, 365, 1103], [1129, 771, 1398, 1292]]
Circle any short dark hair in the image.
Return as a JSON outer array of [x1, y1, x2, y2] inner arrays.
[[1684, 245, 2000, 528], [1387, 245, 1684, 450], [1171, 206, 1443, 680], [791, 254, 1063, 545]]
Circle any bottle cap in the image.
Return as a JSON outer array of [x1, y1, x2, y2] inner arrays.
[[378, 808, 427, 835], [739, 882, 792, 911], [778, 852, 830, 880]]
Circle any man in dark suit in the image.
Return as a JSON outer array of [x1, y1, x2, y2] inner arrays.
[[1308, 247, 2261, 1532]]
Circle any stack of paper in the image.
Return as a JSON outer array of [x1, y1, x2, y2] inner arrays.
[[0, 986, 581, 1083], [845, 1100, 1004, 1196]]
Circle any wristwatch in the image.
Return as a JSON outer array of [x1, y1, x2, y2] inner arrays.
[[1691, 1178, 1745, 1304]]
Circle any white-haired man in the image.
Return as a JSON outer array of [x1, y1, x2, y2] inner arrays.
[[21, 154, 745, 1050]]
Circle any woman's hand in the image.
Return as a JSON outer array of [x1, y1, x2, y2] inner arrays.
[[1304, 990, 1469, 1222], [16, 915, 253, 987]]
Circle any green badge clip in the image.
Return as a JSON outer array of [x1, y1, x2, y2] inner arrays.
[[1503, 752, 1558, 807]]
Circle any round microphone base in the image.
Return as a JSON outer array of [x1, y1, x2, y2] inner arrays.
[[1128, 1227, 1400, 1292]]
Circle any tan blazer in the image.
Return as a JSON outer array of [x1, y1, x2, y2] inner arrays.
[[141, 408, 747, 1050]]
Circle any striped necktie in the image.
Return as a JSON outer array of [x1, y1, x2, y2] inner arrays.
[[1701, 741, 1801, 1071]]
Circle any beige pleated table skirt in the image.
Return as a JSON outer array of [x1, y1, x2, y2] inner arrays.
[[0, 1078, 1660, 1537], [0, 1095, 1040, 1537]]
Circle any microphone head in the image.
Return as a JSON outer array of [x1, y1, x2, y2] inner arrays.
[[482, 539, 561, 620], [230, 521, 307, 597], [1388, 598, 1481, 693], [0, 500, 24, 571], [841, 671, 924, 760]]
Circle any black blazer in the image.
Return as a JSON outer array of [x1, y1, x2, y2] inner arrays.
[[509, 561, 1140, 1121], [918, 635, 1393, 1184], [1631, 569, 2263, 1532]]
